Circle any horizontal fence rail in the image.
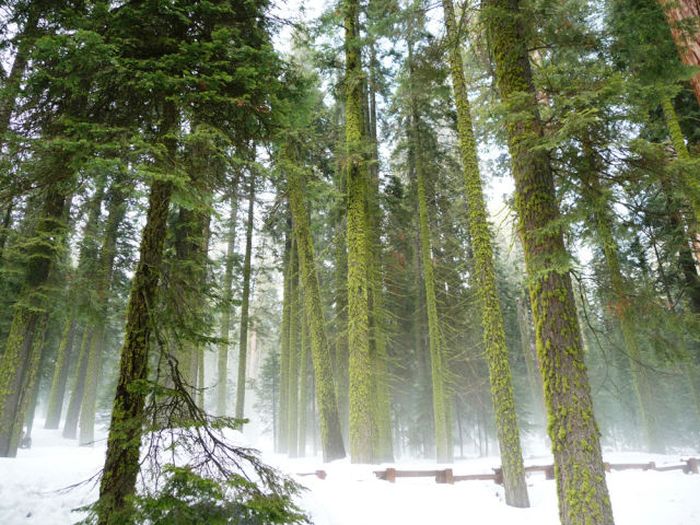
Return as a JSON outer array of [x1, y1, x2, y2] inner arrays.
[[294, 457, 699, 484]]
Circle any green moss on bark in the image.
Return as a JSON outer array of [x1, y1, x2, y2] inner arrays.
[[483, 0, 614, 522]]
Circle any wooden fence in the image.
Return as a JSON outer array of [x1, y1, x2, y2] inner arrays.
[[369, 457, 699, 485], [295, 457, 699, 484]]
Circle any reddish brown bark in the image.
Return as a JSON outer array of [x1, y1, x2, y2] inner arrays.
[[659, 0, 700, 104]]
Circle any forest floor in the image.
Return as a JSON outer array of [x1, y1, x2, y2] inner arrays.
[[1, 425, 699, 524]]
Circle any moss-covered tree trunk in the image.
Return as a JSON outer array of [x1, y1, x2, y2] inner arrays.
[[79, 181, 128, 446], [96, 101, 177, 524], [235, 170, 255, 419], [516, 293, 545, 424], [344, 0, 375, 464], [217, 183, 239, 417], [441, 0, 528, 502], [298, 302, 310, 457], [364, 44, 393, 462], [287, 236, 300, 457], [278, 226, 292, 452], [287, 145, 346, 462], [405, 33, 451, 463], [0, 167, 71, 457], [483, 0, 614, 522]]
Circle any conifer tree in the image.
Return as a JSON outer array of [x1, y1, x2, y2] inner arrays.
[[482, 0, 614, 522]]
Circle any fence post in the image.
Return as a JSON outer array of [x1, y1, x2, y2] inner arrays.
[[436, 468, 454, 484], [687, 458, 699, 474], [493, 467, 503, 485], [385, 468, 396, 483], [545, 465, 555, 480]]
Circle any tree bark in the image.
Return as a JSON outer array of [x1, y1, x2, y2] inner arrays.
[[441, 0, 529, 502], [235, 169, 255, 419], [483, 0, 614, 522], [287, 146, 346, 461], [344, 0, 375, 463], [217, 182, 240, 416], [97, 100, 177, 524]]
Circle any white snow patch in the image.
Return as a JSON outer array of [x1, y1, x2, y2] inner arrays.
[[1, 426, 699, 524]]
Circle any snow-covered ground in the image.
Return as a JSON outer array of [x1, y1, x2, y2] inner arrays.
[[1, 426, 699, 524]]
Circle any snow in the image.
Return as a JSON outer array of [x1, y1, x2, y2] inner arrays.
[[2, 426, 700, 524]]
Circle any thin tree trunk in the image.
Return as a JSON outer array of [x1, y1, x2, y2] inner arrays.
[[287, 144, 346, 461], [278, 226, 292, 452], [405, 26, 452, 463], [287, 237, 299, 457], [580, 145, 662, 452], [441, 0, 528, 502], [483, 0, 614, 522], [298, 303, 310, 457], [235, 170, 255, 419], [217, 183, 240, 416], [62, 329, 93, 439], [79, 182, 129, 446]]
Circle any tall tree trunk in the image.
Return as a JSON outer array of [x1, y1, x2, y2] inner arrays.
[[406, 34, 452, 463], [287, 237, 300, 457], [286, 144, 346, 461], [365, 43, 394, 463], [298, 302, 310, 457], [441, 0, 529, 503], [217, 183, 240, 416], [344, 0, 375, 463], [79, 181, 129, 446], [278, 225, 293, 452], [483, 0, 614, 523], [235, 170, 255, 419], [97, 101, 177, 524]]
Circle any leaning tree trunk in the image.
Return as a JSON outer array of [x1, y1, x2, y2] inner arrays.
[[235, 170, 255, 419], [441, 0, 529, 502], [97, 101, 177, 524], [217, 182, 240, 417], [483, 0, 614, 523], [286, 143, 346, 462]]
